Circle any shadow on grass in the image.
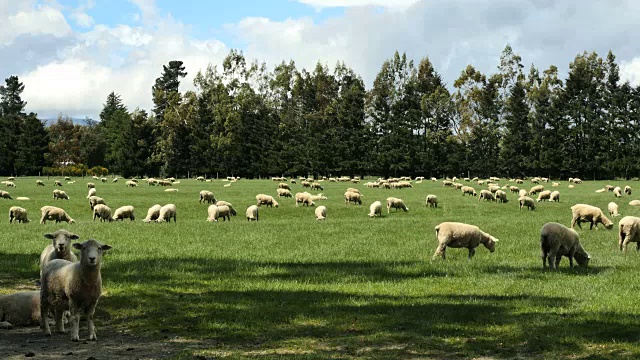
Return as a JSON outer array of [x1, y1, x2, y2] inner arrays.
[[0, 252, 39, 288], [483, 264, 613, 277]]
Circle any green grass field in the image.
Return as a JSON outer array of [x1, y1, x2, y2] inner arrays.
[[2, 177, 640, 359]]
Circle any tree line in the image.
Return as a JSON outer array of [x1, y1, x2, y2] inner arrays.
[[0, 45, 639, 179]]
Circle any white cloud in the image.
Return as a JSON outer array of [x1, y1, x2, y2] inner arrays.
[[70, 11, 94, 28], [0, 2, 71, 45], [620, 57, 640, 86], [297, 0, 420, 10]]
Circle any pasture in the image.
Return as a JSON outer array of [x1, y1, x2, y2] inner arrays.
[[2, 178, 640, 359]]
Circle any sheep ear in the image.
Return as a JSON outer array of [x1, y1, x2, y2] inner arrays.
[[493, 238, 499, 242], [44, 233, 54, 240], [70, 234, 80, 240], [101, 245, 112, 251], [72, 243, 83, 250]]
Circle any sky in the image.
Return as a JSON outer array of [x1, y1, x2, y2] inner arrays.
[[2, 0, 640, 119]]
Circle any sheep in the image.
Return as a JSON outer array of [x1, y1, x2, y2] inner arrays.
[[36, 180, 45, 186], [432, 222, 499, 260], [93, 204, 113, 222], [40, 229, 80, 275], [290, 179, 297, 184], [488, 185, 500, 193], [143, 204, 162, 223], [515, 179, 524, 184], [199, 190, 216, 204], [315, 206, 327, 220], [246, 205, 259, 221], [461, 186, 477, 196], [595, 188, 606, 193], [206, 205, 220, 222], [630, 200, 640, 206], [618, 216, 640, 251], [311, 183, 323, 191], [0, 291, 42, 328], [519, 196, 536, 211], [572, 178, 583, 184], [165, 188, 179, 192], [112, 177, 118, 183], [277, 188, 292, 198], [495, 190, 508, 203], [550, 190, 560, 202], [536, 190, 552, 202], [344, 191, 363, 205], [196, 176, 205, 181], [540, 222, 590, 270], [529, 185, 545, 195], [16, 196, 29, 201], [40, 239, 112, 341], [9, 206, 29, 223], [53, 189, 70, 200], [278, 183, 291, 190], [519, 189, 528, 198], [87, 188, 97, 198], [568, 185, 575, 189], [217, 205, 232, 222], [301, 181, 311, 188], [478, 189, 496, 202], [157, 204, 177, 223], [295, 192, 315, 207], [625, 186, 632, 195], [442, 180, 453, 187], [256, 194, 279, 207], [570, 204, 614, 230], [215, 201, 237, 216], [113, 206, 135, 221], [509, 186, 519, 194], [386, 197, 408, 213], [369, 201, 382, 217], [346, 187, 361, 194], [40, 206, 75, 224], [54, 180, 63, 187], [614, 186, 622, 198], [100, 177, 107, 183], [552, 182, 560, 187], [426, 194, 438, 208], [88, 196, 105, 210], [0, 190, 12, 199], [126, 180, 138, 187], [608, 202, 620, 217], [5, 181, 15, 187], [605, 185, 614, 192]]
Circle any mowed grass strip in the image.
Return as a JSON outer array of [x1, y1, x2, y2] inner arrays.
[[2, 178, 640, 359]]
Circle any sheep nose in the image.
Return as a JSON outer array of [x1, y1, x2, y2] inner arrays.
[[88, 257, 96, 262]]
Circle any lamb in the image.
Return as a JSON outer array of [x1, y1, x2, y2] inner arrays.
[[86, 188, 97, 198], [608, 202, 620, 217], [311, 183, 323, 191], [40, 229, 80, 275], [0, 190, 12, 199], [540, 222, 590, 270], [40, 239, 112, 341], [156, 204, 177, 223], [529, 185, 545, 195], [550, 191, 560, 202], [425, 194, 438, 208], [206, 205, 220, 222], [536, 190, 552, 202], [0, 291, 41, 328], [217, 205, 232, 222], [432, 222, 498, 260], [54, 180, 63, 187], [461, 186, 477, 196], [315, 206, 327, 220], [278, 183, 291, 190], [143, 204, 162, 223], [295, 192, 315, 207], [246, 205, 259, 221], [113, 206, 135, 221], [630, 200, 640, 206], [9, 206, 29, 223], [256, 194, 279, 207], [613, 186, 622, 198], [88, 196, 105, 210], [519, 196, 535, 211], [570, 204, 614, 230], [87, 182, 95, 189], [36, 180, 45, 186], [126, 180, 138, 187], [344, 191, 363, 205], [369, 201, 382, 217], [478, 189, 496, 202], [386, 197, 408, 213], [495, 190, 508, 203], [53, 189, 69, 200], [199, 190, 216, 204], [93, 204, 113, 222], [40, 206, 75, 224], [277, 188, 292, 198], [618, 216, 640, 251], [625, 186, 632, 195]]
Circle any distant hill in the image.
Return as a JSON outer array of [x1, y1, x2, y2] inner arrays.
[[41, 117, 97, 126]]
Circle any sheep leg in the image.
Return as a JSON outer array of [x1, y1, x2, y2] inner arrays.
[[54, 308, 65, 333], [87, 304, 97, 341], [468, 247, 475, 259], [547, 250, 558, 270], [432, 244, 446, 260], [619, 230, 626, 251], [541, 251, 548, 269], [40, 214, 47, 225], [69, 303, 81, 342], [40, 295, 51, 335]]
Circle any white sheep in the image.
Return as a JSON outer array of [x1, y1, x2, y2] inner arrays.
[[618, 216, 640, 251], [16, 196, 29, 201], [550, 190, 560, 202], [536, 190, 552, 202], [315, 206, 327, 220], [278, 183, 291, 190], [0, 291, 41, 328], [608, 202, 620, 217], [215, 201, 237, 216], [613, 186, 622, 198], [256, 194, 279, 207], [386, 197, 408, 213], [311, 183, 323, 191], [156, 204, 177, 223], [206, 205, 220, 222], [126, 180, 138, 187], [246, 205, 259, 221], [143, 204, 162, 223], [86, 188, 97, 198], [88, 196, 106, 210], [495, 190, 508, 203], [625, 186, 632, 195], [9, 206, 29, 223], [40, 239, 112, 341], [425, 194, 438, 208], [368, 201, 382, 217], [164, 188, 178, 192], [113, 206, 135, 221], [36, 180, 45, 186], [86, 182, 95, 189], [529, 185, 545, 195], [199, 190, 216, 204], [344, 191, 363, 205], [40, 229, 80, 275], [630, 200, 640, 206], [570, 204, 614, 230], [53, 189, 70, 200], [295, 192, 315, 207], [93, 204, 113, 222], [40, 206, 75, 224], [54, 180, 63, 187], [568, 184, 575, 189], [519, 196, 535, 211], [5, 181, 15, 187], [0, 190, 12, 199], [518, 189, 528, 198], [217, 205, 232, 222], [461, 186, 477, 196], [509, 186, 519, 194], [277, 188, 292, 198], [432, 222, 498, 260], [478, 189, 496, 202], [540, 222, 590, 270]]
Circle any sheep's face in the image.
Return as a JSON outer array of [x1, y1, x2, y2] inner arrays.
[[484, 236, 498, 252], [74, 240, 112, 267], [602, 219, 614, 230], [575, 252, 590, 267], [44, 230, 80, 255]]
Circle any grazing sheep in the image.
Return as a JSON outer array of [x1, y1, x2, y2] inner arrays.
[[572, 178, 583, 184], [40, 206, 75, 224], [605, 185, 615, 192], [369, 201, 382, 217], [40, 229, 80, 275], [126, 180, 138, 187], [386, 197, 408, 213], [112, 178, 118, 183], [488, 185, 500, 193], [630, 200, 640, 206], [495, 190, 508, 203], [246, 205, 259, 221], [88, 196, 105, 210], [346, 188, 361, 194], [214, 201, 237, 216], [16, 196, 29, 201], [344, 191, 363, 205], [540, 222, 590, 270], [93, 204, 113, 222], [432, 222, 499, 260], [570, 204, 614, 230], [0, 190, 12, 199], [54, 180, 63, 187], [113, 206, 135, 221], [608, 202, 620, 217], [143, 204, 162, 223], [315, 206, 327, 220], [478, 189, 496, 202], [217, 205, 232, 222], [301, 181, 311, 188], [278, 183, 291, 190], [40, 239, 112, 341], [550, 191, 560, 202], [5, 181, 15, 187], [53, 189, 70, 200], [0, 291, 42, 328], [86, 188, 97, 198], [256, 194, 279, 208], [165, 188, 178, 192], [100, 177, 107, 183], [461, 186, 477, 196], [9, 206, 29, 223], [277, 188, 292, 198], [536, 190, 552, 202], [36, 180, 45, 186], [519, 196, 536, 211], [290, 179, 297, 184], [509, 186, 520, 194], [311, 183, 323, 191], [426, 194, 438, 208], [552, 182, 560, 187], [199, 190, 216, 204], [568, 185, 575, 189], [442, 180, 453, 187], [595, 188, 606, 193], [515, 179, 524, 184], [196, 176, 205, 181], [206, 205, 220, 222], [295, 192, 315, 207], [625, 186, 632, 195], [529, 185, 545, 195], [614, 187, 622, 198], [618, 216, 640, 251], [518, 189, 528, 198], [157, 204, 177, 223]]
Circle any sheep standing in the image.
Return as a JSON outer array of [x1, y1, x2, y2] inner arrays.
[[40, 229, 80, 275], [256, 194, 279, 208], [143, 204, 162, 223], [217, 205, 232, 222], [618, 216, 640, 251], [608, 202, 620, 217], [0, 291, 41, 328], [536, 190, 552, 202], [0, 190, 12, 199], [86, 188, 97, 199], [344, 191, 363, 205], [9, 206, 29, 223], [113, 206, 135, 221], [295, 192, 315, 207], [315, 206, 327, 220], [157, 204, 177, 223], [550, 191, 560, 202], [278, 183, 291, 190], [478, 190, 496, 202], [215, 201, 237, 216], [570, 204, 614, 230], [529, 185, 545, 195], [93, 204, 113, 222], [277, 188, 292, 198], [495, 190, 508, 203], [199, 190, 216, 204], [5, 181, 15, 187], [86, 182, 95, 189], [432, 222, 499, 260], [53, 189, 70, 200], [54, 180, 63, 187], [625, 186, 632, 195], [40, 206, 75, 224], [207, 205, 220, 222], [425, 194, 438, 208], [461, 186, 477, 196], [386, 197, 408, 213], [369, 201, 382, 217], [519, 196, 535, 211], [613, 187, 622, 198], [40, 239, 112, 341], [540, 222, 590, 270], [36, 180, 45, 186], [88, 196, 106, 210], [246, 205, 259, 221], [126, 180, 138, 187], [311, 183, 323, 191]]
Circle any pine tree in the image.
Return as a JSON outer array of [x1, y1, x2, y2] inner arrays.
[[500, 77, 531, 176], [14, 113, 48, 175]]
